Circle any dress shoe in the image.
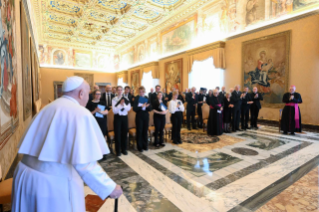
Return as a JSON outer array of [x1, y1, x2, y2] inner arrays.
[[143, 148, 148, 151], [246, 127, 251, 129], [160, 143, 166, 147], [290, 132, 295, 135], [237, 129, 243, 131], [178, 140, 183, 144], [122, 151, 128, 155], [138, 149, 143, 153], [283, 131, 288, 135], [193, 127, 198, 130], [173, 141, 179, 144], [188, 128, 191, 131], [232, 129, 237, 132], [116, 153, 121, 157]]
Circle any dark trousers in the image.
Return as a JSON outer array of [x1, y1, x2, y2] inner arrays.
[[154, 114, 165, 145], [232, 108, 241, 130], [197, 105, 203, 128], [241, 107, 250, 129], [171, 112, 183, 143], [114, 115, 128, 154], [187, 109, 196, 129], [250, 105, 260, 127], [136, 112, 149, 151]]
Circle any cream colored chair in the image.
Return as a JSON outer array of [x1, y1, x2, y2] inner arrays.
[[201, 103, 210, 132], [0, 178, 13, 212], [148, 111, 155, 144], [164, 101, 172, 141], [128, 109, 137, 149], [107, 109, 115, 153]]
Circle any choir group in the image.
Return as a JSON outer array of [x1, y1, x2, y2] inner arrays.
[[86, 84, 302, 157]]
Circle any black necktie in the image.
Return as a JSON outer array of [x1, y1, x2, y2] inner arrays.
[[108, 94, 111, 106]]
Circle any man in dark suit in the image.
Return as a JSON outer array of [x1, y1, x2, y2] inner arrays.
[[151, 85, 166, 105], [123, 86, 133, 103], [218, 86, 226, 101], [162, 88, 170, 105], [250, 86, 263, 130], [197, 88, 206, 128], [148, 88, 154, 100], [186, 87, 198, 130], [231, 85, 243, 132], [241, 87, 253, 130], [101, 85, 114, 108]]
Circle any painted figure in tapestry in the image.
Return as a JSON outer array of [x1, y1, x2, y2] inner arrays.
[[243, 34, 286, 103], [0, 0, 18, 148], [165, 63, 181, 93]]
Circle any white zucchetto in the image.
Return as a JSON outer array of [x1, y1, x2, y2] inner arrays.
[[62, 76, 84, 92]]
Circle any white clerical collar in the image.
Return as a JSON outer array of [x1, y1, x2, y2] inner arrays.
[[62, 95, 80, 105]]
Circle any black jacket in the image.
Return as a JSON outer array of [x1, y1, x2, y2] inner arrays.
[[101, 92, 115, 107], [186, 92, 198, 113], [133, 95, 152, 113], [241, 92, 252, 110], [230, 90, 242, 110], [251, 92, 263, 109]]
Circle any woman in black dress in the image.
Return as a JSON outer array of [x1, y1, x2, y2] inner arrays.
[[223, 92, 233, 133], [86, 90, 109, 136], [152, 92, 167, 147], [207, 89, 223, 136]]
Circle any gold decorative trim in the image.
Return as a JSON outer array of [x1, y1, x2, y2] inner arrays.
[[139, 61, 159, 68], [186, 41, 226, 56]]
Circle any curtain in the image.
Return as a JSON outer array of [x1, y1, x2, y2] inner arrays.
[[140, 62, 159, 79], [117, 71, 128, 83], [186, 41, 225, 73]]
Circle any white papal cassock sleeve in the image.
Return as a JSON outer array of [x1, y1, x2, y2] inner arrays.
[[74, 162, 117, 200]]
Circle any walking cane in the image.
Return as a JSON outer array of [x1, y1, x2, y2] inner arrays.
[[114, 198, 118, 212]]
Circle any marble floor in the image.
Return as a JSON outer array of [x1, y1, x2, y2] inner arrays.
[[81, 125, 319, 212], [4, 125, 319, 212]]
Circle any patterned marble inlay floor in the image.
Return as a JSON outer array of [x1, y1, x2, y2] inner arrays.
[[256, 166, 319, 212]]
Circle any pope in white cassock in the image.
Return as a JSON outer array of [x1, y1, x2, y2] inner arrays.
[[11, 76, 123, 212]]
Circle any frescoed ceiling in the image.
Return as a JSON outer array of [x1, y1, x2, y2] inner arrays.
[[33, 0, 205, 52]]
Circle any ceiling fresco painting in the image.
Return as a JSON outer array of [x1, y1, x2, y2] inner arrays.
[[34, 0, 319, 71]]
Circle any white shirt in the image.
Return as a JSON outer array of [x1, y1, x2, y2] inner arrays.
[[112, 95, 131, 116], [169, 99, 185, 114]]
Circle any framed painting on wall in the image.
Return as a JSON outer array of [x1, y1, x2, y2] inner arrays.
[[161, 15, 197, 55], [165, 59, 183, 93], [242, 30, 291, 108], [21, 4, 32, 120], [130, 70, 140, 93], [74, 73, 94, 91], [53, 81, 64, 100], [0, 0, 19, 149]]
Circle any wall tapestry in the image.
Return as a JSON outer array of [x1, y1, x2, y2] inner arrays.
[[242, 30, 291, 108], [0, 0, 19, 149], [165, 59, 183, 93]]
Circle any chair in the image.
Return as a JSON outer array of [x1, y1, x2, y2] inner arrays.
[[164, 103, 172, 141], [148, 111, 155, 144], [279, 109, 283, 132], [0, 178, 13, 212], [201, 103, 210, 132], [107, 109, 115, 153], [128, 109, 137, 149], [183, 102, 187, 127]]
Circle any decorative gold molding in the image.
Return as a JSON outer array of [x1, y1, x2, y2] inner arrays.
[[139, 61, 159, 69], [186, 41, 226, 56]]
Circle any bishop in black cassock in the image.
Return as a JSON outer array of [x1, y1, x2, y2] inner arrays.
[[281, 85, 302, 135]]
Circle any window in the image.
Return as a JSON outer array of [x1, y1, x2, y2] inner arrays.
[[141, 71, 159, 94], [117, 78, 128, 88], [188, 57, 224, 91]]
